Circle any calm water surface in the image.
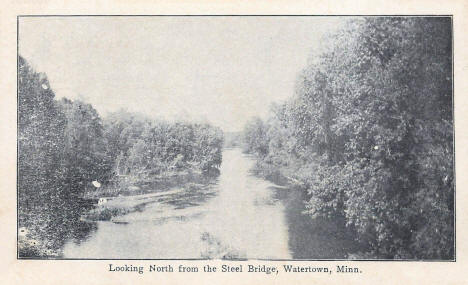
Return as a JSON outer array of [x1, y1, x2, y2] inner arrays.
[[63, 149, 355, 259]]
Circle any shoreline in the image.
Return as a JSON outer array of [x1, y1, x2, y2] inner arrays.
[[81, 188, 184, 222]]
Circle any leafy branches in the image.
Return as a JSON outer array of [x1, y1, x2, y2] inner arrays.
[[243, 17, 453, 259]]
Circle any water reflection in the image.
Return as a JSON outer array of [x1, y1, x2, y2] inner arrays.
[[62, 148, 356, 259]]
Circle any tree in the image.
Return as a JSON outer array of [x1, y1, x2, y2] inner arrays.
[[18, 56, 94, 256], [242, 17, 453, 259], [58, 98, 113, 193], [243, 117, 269, 157]]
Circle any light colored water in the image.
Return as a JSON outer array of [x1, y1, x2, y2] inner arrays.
[[63, 149, 292, 259]]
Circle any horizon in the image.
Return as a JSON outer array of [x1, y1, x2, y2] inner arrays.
[[19, 17, 345, 132]]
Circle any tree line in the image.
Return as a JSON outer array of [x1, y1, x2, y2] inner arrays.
[[18, 56, 223, 256], [243, 17, 453, 259]]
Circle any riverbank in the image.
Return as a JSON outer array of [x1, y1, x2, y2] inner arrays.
[[248, 158, 305, 190], [83, 167, 219, 199], [82, 188, 183, 221], [82, 171, 219, 222], [62, 149, 294, 258], [247, 156, 365, 259], [80, 167, 218, 220]]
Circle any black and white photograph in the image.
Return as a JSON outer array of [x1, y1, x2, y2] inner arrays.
[[17, 16, 454, 260]]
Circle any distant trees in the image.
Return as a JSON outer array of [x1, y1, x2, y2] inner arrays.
[[242, 17, 453, 259], [18, 56, 224, 256], [223, 131, 243, 148], [103, 111, 224, 179], [243, 117, 269, 158]]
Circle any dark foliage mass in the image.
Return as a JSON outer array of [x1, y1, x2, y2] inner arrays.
[[18, 56, 223, 257], [243, 17, 453, 259], [18, 17, 453, 260], [103, 110, 223, 180]]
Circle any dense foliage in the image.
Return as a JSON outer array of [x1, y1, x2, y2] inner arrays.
[[18, 56, 99, 256], [104, 110, 223, 180], [18, 56, 223, 256], [243, 17, 453, 259]]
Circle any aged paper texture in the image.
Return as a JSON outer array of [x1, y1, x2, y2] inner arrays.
[[1, 0, 467, 284]]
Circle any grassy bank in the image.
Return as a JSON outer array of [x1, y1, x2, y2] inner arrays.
[[82, 167, 220, 199], [82, 173, 216, 222], [82, 189, 181, 221]]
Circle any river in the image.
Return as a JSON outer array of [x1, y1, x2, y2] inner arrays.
[[62, 148, 357, 259]]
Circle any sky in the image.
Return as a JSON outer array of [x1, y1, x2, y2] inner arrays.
[[19, 16, 344, 132]]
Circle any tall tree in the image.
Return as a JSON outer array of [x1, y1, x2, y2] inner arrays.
[[243, 17, 453, 259]]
